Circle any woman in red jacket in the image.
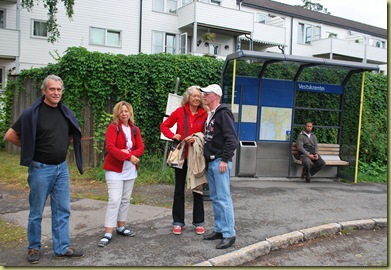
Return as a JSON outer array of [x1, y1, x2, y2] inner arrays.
[[98, 101, 144, 247], [160, 86, 208, 235]]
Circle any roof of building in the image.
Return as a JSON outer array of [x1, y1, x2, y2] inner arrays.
[[241, 0, 387, 39]]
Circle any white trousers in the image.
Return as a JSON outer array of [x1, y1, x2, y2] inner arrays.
[[104, 179, 135, 228]]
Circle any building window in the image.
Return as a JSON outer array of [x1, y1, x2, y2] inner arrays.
[[32, 20, 48, 38], [90, 27, 121, 47], [153, 0, 178, 13], [152, 31, 179, 54], [180, 33, 188, 54], [199, 0, 220, 4], [0, 9, 5, 28], [181, 0, 192, 7], [369, 38, 386, 48], [298, 23, 321, 44], [257, 13, 266, 24]]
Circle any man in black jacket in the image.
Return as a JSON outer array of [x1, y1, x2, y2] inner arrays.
[[4, 75, 84, 263], [201, 84, 238, 249], [296, 121, 326, 183]]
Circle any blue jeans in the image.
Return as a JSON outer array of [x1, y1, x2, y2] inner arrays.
[[27, 160, 71, 256], [206, 158, 235, 238]]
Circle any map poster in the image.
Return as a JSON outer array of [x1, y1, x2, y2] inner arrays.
[[165, 93, 183, 116], [259, 106, 292, 141]]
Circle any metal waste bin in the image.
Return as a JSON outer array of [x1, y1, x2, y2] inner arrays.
[[237, 141, 257, 177]]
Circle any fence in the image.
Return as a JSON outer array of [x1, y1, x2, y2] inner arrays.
[[5, 77, 100, 167]]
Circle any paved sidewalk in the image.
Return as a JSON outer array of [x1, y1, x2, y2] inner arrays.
[[0, 178, 387, 266]]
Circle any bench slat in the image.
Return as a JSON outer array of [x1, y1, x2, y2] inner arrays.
[[291, 143, 348, 166]]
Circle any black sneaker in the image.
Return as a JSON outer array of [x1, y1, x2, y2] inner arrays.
[[27, 249, 40, 264]]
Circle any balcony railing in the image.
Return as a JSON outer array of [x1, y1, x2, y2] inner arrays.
[[177, 2, 253, 34], [0, 28, 19, 58], [312, 38, 387, 64], [252, 23, 286, 46]]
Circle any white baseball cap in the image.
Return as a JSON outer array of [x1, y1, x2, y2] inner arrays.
[[200, 84, 222, 97]]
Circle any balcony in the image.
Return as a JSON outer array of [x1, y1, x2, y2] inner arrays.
[[177, 2, 253, 35], [252, 22, 286, 46], [0, 28, 19, 58], [312, 38, 387, 65]]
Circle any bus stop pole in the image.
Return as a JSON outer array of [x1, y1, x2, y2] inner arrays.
[[354, 72, 366, 183]]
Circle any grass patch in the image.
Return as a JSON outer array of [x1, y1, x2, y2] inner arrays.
[[357, 172, 387, 183], [0, 220, 27, 249]]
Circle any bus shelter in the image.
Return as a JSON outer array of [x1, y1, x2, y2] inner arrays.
[[220, 50, 379, 181]]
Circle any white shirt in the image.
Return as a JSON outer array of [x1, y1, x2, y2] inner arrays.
[[105, 124, 137, 180]]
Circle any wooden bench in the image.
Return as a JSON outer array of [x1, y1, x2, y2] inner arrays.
[[292, 143, 349, 166]]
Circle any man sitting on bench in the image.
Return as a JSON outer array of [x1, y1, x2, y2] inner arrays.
[[296, 121, 326, 183]]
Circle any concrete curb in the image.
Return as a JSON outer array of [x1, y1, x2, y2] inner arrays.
[[192, 218, 387, 267]]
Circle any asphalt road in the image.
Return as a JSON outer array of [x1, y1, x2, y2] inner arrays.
[[0, 178, 387, 267], [241, 226, 388, 267]]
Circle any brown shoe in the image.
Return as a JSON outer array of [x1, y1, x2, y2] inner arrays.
[[56, 246, 84, 258], [27, 249, 40, 264]]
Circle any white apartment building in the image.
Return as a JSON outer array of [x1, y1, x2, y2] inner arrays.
[[0, 0, 387, 91]]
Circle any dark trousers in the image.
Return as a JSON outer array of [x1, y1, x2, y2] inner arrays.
[[300, 155, 326, 177], [173, 161, 204, 226]]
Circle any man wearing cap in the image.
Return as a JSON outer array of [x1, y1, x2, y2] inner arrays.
[[200, 84, 238, 249]]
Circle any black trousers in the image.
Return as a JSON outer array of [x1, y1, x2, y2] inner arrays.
[[300, 155, 326, 177], [173, 160, 204, 226]]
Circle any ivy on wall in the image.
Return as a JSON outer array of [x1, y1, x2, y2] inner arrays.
[[0, 47, 386, 172], [1, 47, 224, 156]]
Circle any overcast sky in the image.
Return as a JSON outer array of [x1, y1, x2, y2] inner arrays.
[[271, 0, 388, 29]]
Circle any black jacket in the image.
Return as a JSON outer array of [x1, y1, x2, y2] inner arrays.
[[204, 104, 238, 163], [18, 95, 83, 174]]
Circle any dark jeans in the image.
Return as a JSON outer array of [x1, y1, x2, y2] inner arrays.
[[300, 155, 326, 177], [173, 160, 204, 227]]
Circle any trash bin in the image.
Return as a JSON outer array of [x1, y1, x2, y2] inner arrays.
[[237, 141, 257, 177]]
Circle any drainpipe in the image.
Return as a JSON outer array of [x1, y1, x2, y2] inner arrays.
[[192, 2, 197, 54], [16, 0, 21, 73], [245, 33, 253, 51], [138, 0, 143, 53], [289, 17, 293, 55]]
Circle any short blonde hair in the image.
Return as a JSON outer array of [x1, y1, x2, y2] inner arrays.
[[112, 101, 134, 124]]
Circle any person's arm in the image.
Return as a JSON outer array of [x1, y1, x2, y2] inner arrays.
[[221, 110, 238, 163], [4, 128, 21, 147], [296, 134, 310, 157], [160, 108, 181, 140]]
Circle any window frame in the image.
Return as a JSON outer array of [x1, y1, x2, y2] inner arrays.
[[298, 22, 321, 44], [153, 0, 178, 13], [257, 13, 267, 24], [89, 26, 122, 47], [31, 19, 48, 39], [152, 31, 183, 55]]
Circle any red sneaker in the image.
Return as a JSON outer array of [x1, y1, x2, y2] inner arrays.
[[173, 226, 182, 235], [196, 226, 205, 235]]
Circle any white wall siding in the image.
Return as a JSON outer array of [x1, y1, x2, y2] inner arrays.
[[0, 28, 18, 57], [17, 0, 139, 69]]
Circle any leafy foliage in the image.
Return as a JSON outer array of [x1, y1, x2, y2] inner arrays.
[[21, 0, 75, 43], [0, 47, 386, 180], [1, 47, 224, 158]]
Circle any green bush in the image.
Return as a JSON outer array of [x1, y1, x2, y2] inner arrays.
[[1, 47, 386, 180]]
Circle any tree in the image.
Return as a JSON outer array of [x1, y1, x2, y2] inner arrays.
[[297, 0, 330, 15], [21, 0, 75, 43]]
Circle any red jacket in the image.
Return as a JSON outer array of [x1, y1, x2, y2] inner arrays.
[[160, 104, 207, 159], [103, 121, 144, 173]]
